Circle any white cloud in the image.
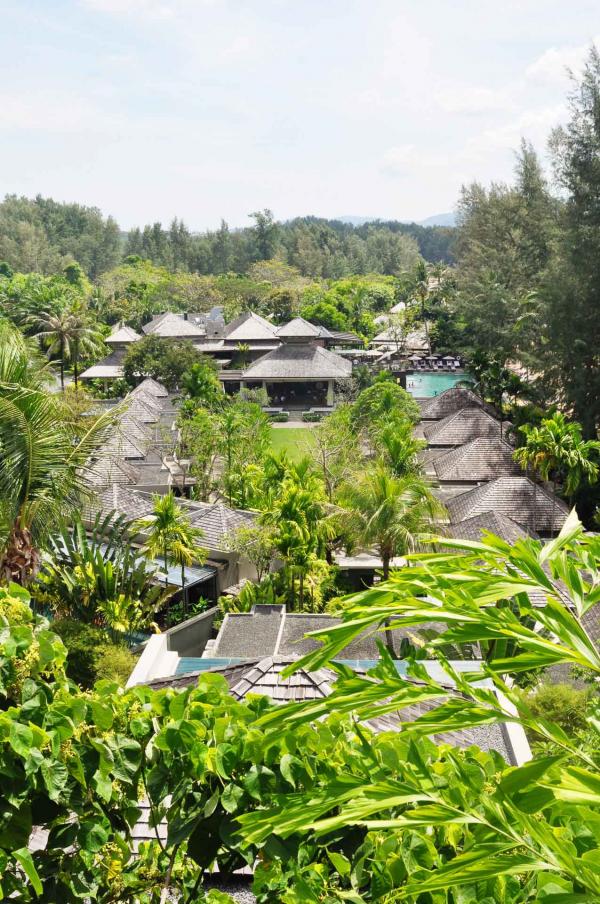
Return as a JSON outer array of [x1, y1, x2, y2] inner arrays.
[[0, 90, 121, 133], [464, 104, 566, 160], [381, 145, 445, 176], [435, 85, 514, 115], [526, 38, 598, 84]]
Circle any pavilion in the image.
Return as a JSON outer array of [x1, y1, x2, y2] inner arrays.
[[221, 317, 352, 407]]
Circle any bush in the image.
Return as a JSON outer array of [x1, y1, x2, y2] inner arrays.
[[302, 411, 321, 422], [270, 412, 289, 422], [0, 584, 33, 625], [524, 683, 590, 738], [52, 618, 135, 688], [95, 644, 136, 685]]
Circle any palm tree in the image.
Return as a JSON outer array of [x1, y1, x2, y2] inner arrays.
[[514, 413, 600, 535], [374, 416, 427, 477], [339, 465, 445, 654], [0, 327, 118, 585], [414, 260, 432, 356], [31, 301, 104, 389], [134, 493, 207, 612]]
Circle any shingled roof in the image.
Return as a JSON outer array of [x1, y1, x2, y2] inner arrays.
[[79, 351, 125, 380], [130, 377, 169, 398], [105, 324, 142, 344], [185, 501, 256, 550], [448, 511, 532, 544], [143, 656, 523, 764], [276, 317, 328, 339], [211, 605, 447, 660], [142, 312, 205, 338], [419, 386, 486, 420], [446, 477, 569, 534], [422, 407, 503, 447], [222, 311, 279, 342], [428, 437, 520, 481], [241, 343, 352, 381]]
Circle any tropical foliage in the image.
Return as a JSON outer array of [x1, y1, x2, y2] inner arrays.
[[0, 326, 118, 584], [1, 517, 599, 901]]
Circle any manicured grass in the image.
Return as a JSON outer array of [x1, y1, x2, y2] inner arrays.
[[269, 426, 316, 462]]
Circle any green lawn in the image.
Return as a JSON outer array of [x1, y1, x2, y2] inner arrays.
[[269, 426, 316, 462]]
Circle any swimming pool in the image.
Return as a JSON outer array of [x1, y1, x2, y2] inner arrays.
[[405, 371, 471, 398]]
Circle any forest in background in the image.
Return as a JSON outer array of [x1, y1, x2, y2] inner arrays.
[[1, 48, 600, 447], [0, 196, 455, 281]]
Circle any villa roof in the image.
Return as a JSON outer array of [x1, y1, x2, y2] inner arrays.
[[95, 483, 155, 520], [422, 407, 503, 446], [87, 456, 140, 487], [429, 437, 520, 481], [276, 317, 327, 339], [419, 387, 486, 420], [130, 377, 169, 398], [241, 343, 352, 381], [105, 324, 142, 345], [448, 511, 533, 544], [446, 477, 569, 534], [142, 312, 205, 338], [144, 655, 522, 764], [222, 311, 279, 342], [211, 605, 445, 660], [79, 351, 124, 380], [184, 501, 256, 549]]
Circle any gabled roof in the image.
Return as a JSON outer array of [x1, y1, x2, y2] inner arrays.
[[79, 351, 124, 380], [95, 484, 155, 520], [87, 456, 140, 487], [222, 311, 279, 342], [129, 377, 169, 398], [446, 477, 569, 534], [430, 437, 520, 481], [423, 406, 503, 446], [276, 317, 325, 339], [142, 312, 205, 338], [105, 324, 141, 344], [186, 502, 256, 550], [241, 343, 352, 380], [419, 386, 486, 420], [142, 656, 523, 764], [448, 511, 532, 544]]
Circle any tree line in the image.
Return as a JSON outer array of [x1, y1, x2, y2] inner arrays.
[[0, 196, 455, 282]]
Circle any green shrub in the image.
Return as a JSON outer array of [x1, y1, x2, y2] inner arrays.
[[0, 584, 33, 625], [270, 412, 289, 422], [52, 618, 135, 688], [95, 644, 136, 685], [524, 683, 590, 737], [302, 411, 321, 422]]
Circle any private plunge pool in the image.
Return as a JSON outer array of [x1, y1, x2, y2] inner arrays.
[[405, 371, 471, 398]]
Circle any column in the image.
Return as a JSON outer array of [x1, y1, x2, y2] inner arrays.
[[326, 380, 334, 406]]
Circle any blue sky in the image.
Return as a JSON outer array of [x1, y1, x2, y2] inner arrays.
[[1, 0, 598, 229]]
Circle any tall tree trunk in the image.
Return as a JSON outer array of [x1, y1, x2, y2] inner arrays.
[[381, 552, 395, 657], [299, 570, 304, 610], [73, 339, 79, 389], [181, 563, 187, 613], [59, 338, 65, 391], [164, 542, 169, 590]]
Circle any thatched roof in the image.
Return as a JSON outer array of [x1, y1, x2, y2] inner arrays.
[[242, 343, 352, 380]]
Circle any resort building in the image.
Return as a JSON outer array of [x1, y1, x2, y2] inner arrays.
[[80, 323, 141, 383], [220, 316, 352, 408], [127, 604, 531, 766]]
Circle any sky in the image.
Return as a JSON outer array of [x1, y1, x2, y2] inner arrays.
[[1, 0, 598, 230]]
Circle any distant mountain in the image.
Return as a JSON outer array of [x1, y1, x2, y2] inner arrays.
[[336, 213, 456, 228], [335, 216, 378, 226], [418, 212, 456, 227]]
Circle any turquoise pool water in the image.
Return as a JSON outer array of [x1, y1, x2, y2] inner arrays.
[[405, 371, 470, 398]]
